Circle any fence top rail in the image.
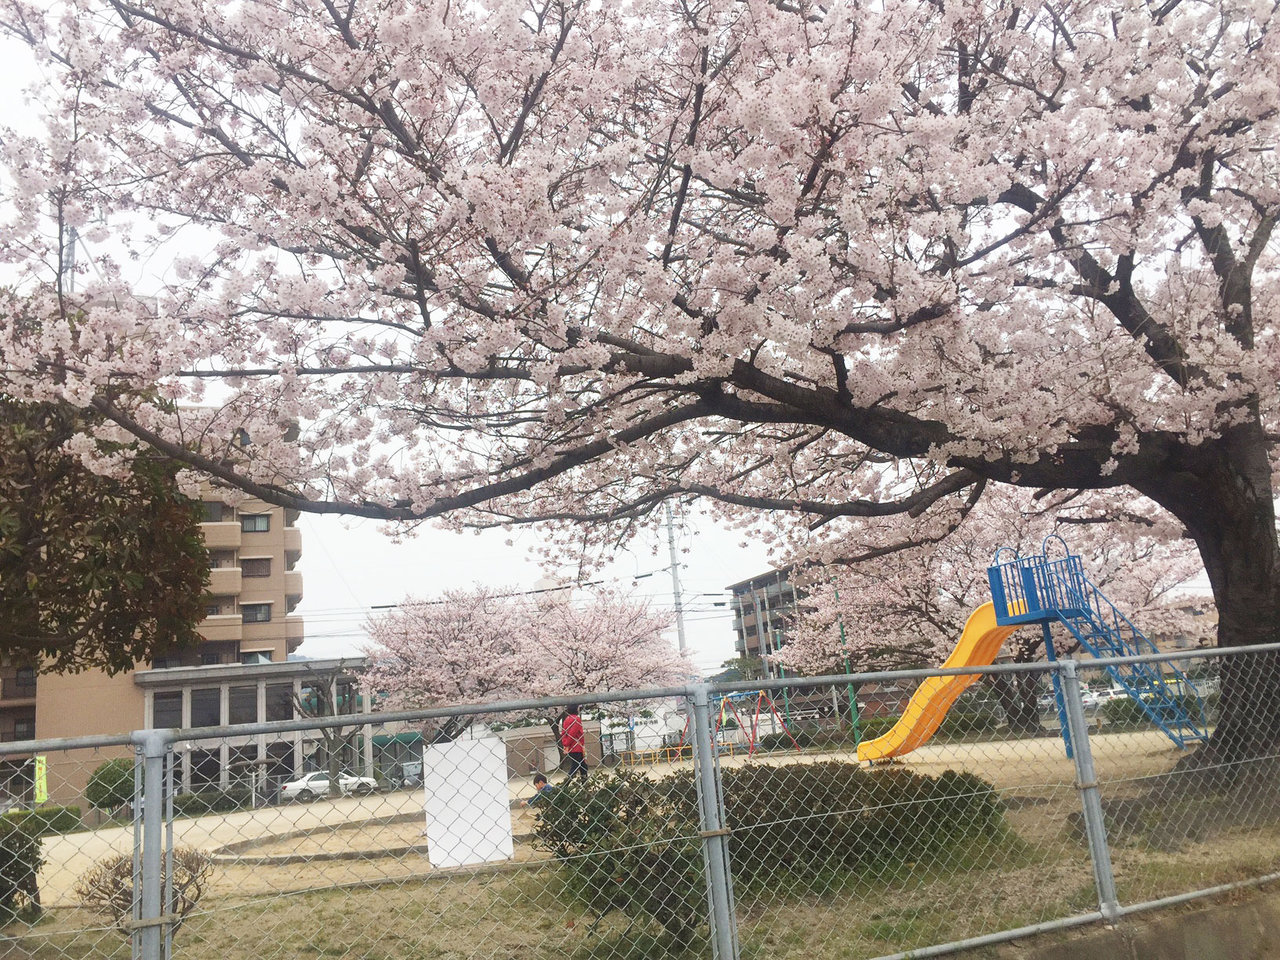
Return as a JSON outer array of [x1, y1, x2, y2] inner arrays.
[[709, 640, 1278, 697], [0, 730, 136, 758]]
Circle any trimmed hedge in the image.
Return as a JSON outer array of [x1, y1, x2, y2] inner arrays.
[[2, 806, 81, 836], [172, 788, 252, 816], [534, 762, 1006, 942]]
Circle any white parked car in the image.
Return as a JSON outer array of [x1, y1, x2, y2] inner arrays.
[[279, 771, 378, 802]]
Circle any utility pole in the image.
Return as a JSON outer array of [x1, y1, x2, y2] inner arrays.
[[61, 226, 77, 293], [664, 501, 688, 655]]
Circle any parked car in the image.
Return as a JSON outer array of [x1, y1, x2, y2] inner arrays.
[[391, 761, 423, 789], [279, 771, 378, 802]]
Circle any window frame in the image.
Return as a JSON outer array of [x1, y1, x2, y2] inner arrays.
[[241, 603, 273, 624], [240, 557, 271, 578], [240, 514, 270, 533]]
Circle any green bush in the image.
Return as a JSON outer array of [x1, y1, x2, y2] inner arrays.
[[84, 758, 134, 811], [1100, 691, 1213, 729], [172, 788, 252, 816], [534, 762, 1006, 942], [1101, 696, 1150, 727], [852, 715, 900, 744], [3, 806, 81, 836], [935, 708, 1003, 741], [0, 819, 42, 925], [757, 729, 812, 751]]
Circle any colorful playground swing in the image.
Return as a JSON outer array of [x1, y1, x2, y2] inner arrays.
[[857, 535, 1210, 763], [679, 688, 803, 757]]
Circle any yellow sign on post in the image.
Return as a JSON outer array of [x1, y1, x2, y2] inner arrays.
[[33, 756, 47, 805]]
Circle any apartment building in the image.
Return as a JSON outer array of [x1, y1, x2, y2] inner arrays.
[[1, 491, 310, 803], [728, 568, 798, 671]]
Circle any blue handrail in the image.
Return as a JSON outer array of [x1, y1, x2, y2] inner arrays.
[[987, 542, 1208, 748]]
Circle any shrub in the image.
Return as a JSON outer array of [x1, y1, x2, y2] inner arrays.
[[1100, 691, 1213, 729], [0, 819, 42, 925], [852, 715, 900, 744], [172, 788, 252, 816], [3, 806, 81, 836], [534, 762, 1006, 941], [1101, 696, 1150, 728], [85, 758, 135, 811], [935, 708, 1003, 741], [75, 847, 213, 938], [757, 730, 811, 751]]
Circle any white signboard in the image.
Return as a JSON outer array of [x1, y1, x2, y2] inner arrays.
[[422, 736, 514, 868]]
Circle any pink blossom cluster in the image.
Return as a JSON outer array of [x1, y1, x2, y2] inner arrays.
[[361, 585, 689, 713]]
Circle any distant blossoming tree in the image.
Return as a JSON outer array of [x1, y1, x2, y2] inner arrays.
[[1, 0, 1278, 761], [362, 586, 687, 737]]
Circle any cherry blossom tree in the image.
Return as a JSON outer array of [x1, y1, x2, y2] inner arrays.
[[1, 0, 1278, 760], [362, 586, 686, 736]]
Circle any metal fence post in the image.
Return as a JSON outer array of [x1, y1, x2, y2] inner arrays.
[[1059, 660, 1121, 920], [690, 685, 740, 960], [131, 729, 169, 960]]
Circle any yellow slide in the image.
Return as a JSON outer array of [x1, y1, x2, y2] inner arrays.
[[857, 602, 1020, 762]]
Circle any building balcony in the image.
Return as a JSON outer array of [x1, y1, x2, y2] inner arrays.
[[208, 567, 242, 595], [201, 521, 242, 550], [198, 614, 243, 643], [283, 526, 302, 562], [0, 679, 36, 702], [286, 616, 305, 652], [284, 570, 303, 602]]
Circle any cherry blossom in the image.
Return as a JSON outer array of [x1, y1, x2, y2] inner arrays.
[[362, 585, 688, 724], [0, 0, 1277, 758]]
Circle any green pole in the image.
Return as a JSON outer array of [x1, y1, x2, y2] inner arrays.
[[832, 583, 860, 744]]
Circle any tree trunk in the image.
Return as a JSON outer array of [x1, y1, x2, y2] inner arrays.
[[988, 671, 1043, 735], [1141, 423, 1280, 765]]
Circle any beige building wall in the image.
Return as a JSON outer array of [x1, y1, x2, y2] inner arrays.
[[33, 671, 140, 806], [6, 487, 306, 806]]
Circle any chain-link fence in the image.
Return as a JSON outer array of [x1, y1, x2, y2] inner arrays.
[[0, 645, 1278, 960]]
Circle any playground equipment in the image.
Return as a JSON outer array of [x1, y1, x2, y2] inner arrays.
[[857, 536, 1209, 762], [679, 689, 803, 757]]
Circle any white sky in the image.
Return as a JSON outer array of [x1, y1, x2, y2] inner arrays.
[[290, 513, 771, 675]]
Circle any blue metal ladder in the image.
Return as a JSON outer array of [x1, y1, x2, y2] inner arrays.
[[987, 536, 1208, 753]]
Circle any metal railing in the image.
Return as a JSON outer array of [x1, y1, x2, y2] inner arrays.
[[0, 644, 1276, 960]]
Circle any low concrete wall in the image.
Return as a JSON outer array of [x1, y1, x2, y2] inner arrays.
[[990, 886, 1280, 960]]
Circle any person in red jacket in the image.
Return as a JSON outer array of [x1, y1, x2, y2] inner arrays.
[[559, 705, 588, 780]]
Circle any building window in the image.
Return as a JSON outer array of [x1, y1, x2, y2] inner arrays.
[[241, 558, 271, 578], [201, 502, 226, 523], [14, 668, 35, 692], [190, 688, 220, 727], [190, 749, 220, 789], [200, 650, 221, 666], [240, 514, 270, 533], [205, 604, 222, 617], [227, 745, 258, 789], [154, 691, 182, 727], [266, 684, 293, 722], [13, 719, 34, 740], [241, 604, 272, 624], [228, 686, 257, 725], [241, 651, 272, 665]]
